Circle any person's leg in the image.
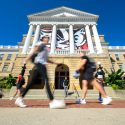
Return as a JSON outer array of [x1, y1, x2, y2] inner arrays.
[[91, 79, 112, 105], [81, 80, 88, 99], [40, 64, 66, 109], [15, 66, 39, 107], [40, 65, 54, 100], [91, 79, 107, 98], [76, 80, 88, 104], [10, 89, 18, 100], [13, 90, 18, 97], [22, 67, 39, 97], [64, 86, 68, 97]]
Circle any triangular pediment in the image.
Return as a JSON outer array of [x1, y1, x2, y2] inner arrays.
[[28, 6, 98, 19]]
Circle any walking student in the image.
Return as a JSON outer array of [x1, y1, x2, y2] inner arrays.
[[10, 64, 26, 100], [73, 52, 112, 105], [95, 65, 105, 102], [15, 35, 66, 108]]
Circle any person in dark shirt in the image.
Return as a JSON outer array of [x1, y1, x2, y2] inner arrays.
[[73, 52, 112, 105], [95, 65, 105, 102]]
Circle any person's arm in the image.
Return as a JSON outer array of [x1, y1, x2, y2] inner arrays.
[[23, 46, 39, 64], [47, 59, 61, 65]]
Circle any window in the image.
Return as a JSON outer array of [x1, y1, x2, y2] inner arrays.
[[118, 64, 123, 69], [7, 54, 12, 60], [0, 54, 4, 60], [115, 54, 119, 61], [2, 63, 9, 72]]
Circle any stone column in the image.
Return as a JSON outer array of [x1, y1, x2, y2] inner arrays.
[[50, 24, 57, 54], [92, 24, 103, 54], [22, 24, 34, 54], [69, 24, 75, 54], [32, 24, 41, 48], [85, 25, 95, 53]]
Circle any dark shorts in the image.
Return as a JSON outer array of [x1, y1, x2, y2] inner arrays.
[[81, 69, 94, 81], [16, 83, 23, 89]]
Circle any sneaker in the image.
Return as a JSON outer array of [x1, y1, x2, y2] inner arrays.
[[76, 99, 86, 104], [98, 98, 103, 103], [101, 97, 112, 105], [49, 100, 66, 109], [9, 97, 14, 100], [15, 97, 27, 108]]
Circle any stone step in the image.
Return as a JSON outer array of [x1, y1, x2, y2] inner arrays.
[[2, 86, 121, 100], [7, 87, 100, 100]]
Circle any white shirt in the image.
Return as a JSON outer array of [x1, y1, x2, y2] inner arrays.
[[34, 45, 48, 64]]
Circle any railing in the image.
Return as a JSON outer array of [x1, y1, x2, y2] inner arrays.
[[108, 46, 125, 50], [50, 49, 89, 55], [26, 49, 89, 55], [0, 45, 19, 49]]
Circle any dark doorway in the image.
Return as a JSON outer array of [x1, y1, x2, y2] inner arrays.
[[55, 64, 69, 89]]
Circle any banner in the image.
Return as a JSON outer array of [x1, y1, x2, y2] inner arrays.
[[40, 28, 88, 50]]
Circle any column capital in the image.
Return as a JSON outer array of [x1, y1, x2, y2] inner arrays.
[[28, 24, 34, 26], [52, 24, 57, 26], [36, 24, 41, 26], [68, 24, 74, 26]]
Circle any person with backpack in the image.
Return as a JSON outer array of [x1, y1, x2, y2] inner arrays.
[[10, 64, 26, 100], [73, 52, 112, 105], [95, 64, 105, 102], [15, 35, 66, 108]]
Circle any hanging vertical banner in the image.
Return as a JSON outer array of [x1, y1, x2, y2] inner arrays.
[[74, 28, 88, 50], [56, 29, 69, 50], [40, 28, 88, 50], [40, 28, 52, 48]]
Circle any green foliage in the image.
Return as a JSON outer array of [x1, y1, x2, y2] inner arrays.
[[0, 74, 16, 89], [104, 69, 125, 90]]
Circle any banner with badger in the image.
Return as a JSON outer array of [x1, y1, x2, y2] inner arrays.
[[39, 28, 88, 50]]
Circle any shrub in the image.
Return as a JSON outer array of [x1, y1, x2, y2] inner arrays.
[[0, 74, 16, 89]]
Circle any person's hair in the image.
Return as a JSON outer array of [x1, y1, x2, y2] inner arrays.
[[40, 35, 50, 41], [80, 52, 86, 58]]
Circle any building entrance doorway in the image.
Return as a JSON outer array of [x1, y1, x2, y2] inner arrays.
[[55, 64, 69, 89]]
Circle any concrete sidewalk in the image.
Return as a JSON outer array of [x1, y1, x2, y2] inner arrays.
[[0, 108, 125, 125]]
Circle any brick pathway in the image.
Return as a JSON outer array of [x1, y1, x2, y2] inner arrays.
[[0, 100, 125, 108]]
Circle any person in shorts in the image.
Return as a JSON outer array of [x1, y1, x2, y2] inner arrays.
[[73, 52, 112, 105]]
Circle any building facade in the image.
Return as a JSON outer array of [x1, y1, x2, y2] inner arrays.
[[0, 7, 125, 90]]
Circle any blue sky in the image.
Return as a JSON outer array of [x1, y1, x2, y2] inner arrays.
[[0, 0, 125, 46]]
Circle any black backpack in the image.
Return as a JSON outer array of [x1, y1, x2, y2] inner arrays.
[[83, 56, 96, 72]]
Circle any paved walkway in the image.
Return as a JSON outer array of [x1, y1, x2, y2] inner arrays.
[[0, 100, 125, 108], [0, 108, 125, 125], [0, 100, 125, 125]]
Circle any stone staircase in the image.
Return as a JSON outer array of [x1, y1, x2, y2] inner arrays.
[[3, 86, 117, 100]]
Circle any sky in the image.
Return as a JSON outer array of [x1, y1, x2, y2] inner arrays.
[[0, 0, 125, 46]]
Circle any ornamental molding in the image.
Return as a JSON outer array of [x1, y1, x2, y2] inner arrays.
[[28, 6, 99, 22]]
